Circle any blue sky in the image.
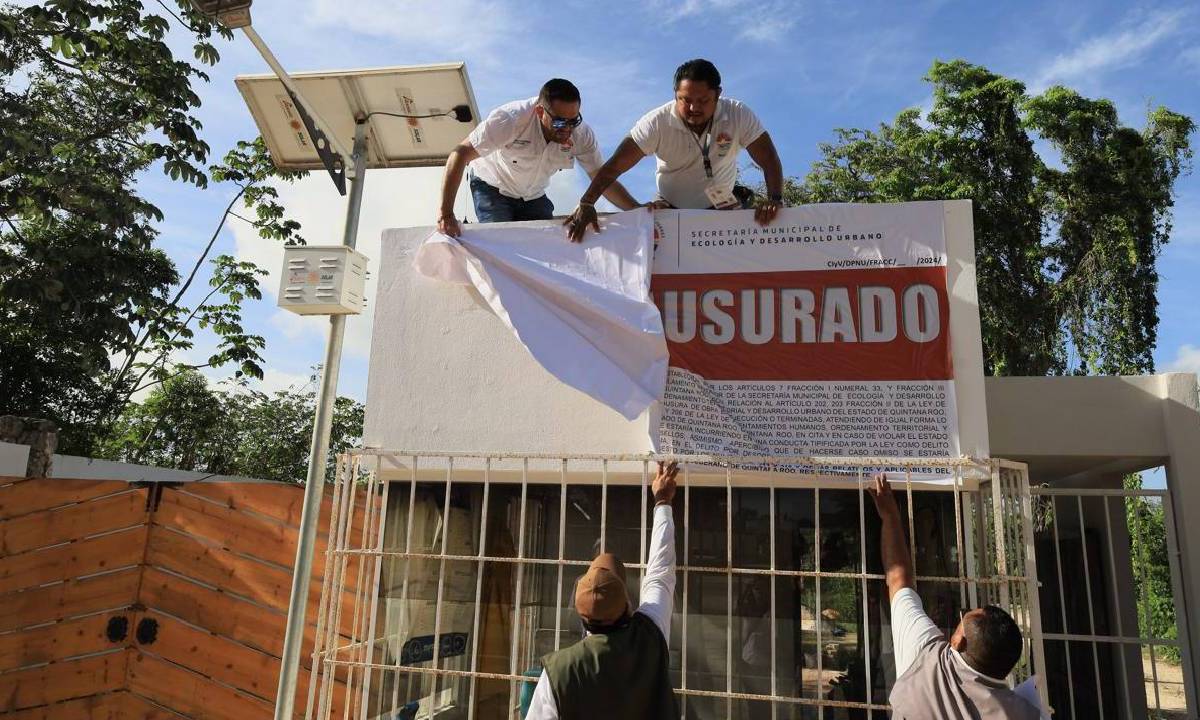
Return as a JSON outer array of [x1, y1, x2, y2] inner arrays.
[[135, 0, 1199, 427]]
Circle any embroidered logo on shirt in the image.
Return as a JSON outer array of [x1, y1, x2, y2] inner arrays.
[[715, 132, 733, 157]]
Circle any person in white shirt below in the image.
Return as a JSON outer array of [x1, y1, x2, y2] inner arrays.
[[525, 461, 680, 720], [436, 79, 642, 237], [868, 473, 1041, 719], [564, 58, 784, 242]]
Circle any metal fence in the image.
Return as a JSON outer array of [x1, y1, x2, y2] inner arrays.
[[1030, 486, 1196, 720], [306, 452, 1047, 720]]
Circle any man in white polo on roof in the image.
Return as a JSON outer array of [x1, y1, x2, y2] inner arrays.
[[564, 58, 785, 241], [436, 79, 642, 237]]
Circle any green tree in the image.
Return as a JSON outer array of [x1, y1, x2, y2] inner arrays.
[[1124, 474, 1181, 663], [101, 368, 364, 483], [0, 2, 305, 453], [781, 60, 1194, 376]]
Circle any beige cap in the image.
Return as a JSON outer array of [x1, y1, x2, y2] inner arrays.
[[574, 553, 630, 625]]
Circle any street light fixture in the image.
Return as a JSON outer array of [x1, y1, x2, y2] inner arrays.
[[186, 2, 479, 719]]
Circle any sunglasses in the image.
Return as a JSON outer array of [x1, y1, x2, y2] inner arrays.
[[543, 105, 583, 130]]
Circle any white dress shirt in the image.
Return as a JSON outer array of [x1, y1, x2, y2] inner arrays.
[[468, 96, 605, 201], [525, 502, 676, 720]]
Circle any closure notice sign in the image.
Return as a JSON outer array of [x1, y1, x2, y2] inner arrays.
[[650, 203, 960, 463]]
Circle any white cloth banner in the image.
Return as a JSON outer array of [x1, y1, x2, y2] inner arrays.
[[412, 209, 667, 420]]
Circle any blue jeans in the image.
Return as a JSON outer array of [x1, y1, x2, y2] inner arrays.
[[470, 175, 554, 223]]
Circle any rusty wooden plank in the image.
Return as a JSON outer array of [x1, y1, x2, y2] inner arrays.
[[0, 478, 131, 521], [0, 613, 126, 673], [144, 526, 357, 634], [0, 490, 146, 556], [0, 567, 139, 632], [0, 650, 128, 712], [127, 651, 274, 720], [0, 526, 147, 592]]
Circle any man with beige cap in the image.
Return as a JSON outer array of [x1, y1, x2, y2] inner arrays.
[[525, 461, 680, 719]]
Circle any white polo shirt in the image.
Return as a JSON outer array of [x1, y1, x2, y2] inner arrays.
[[467, 97, 604, 202], [629, 97, 765, 209]]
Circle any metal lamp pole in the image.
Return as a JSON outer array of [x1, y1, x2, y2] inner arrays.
[[273, 119, 368, 720], [185, 4, 367, 717]]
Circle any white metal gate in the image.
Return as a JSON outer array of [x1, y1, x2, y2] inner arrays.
[[307, 452, 1048, 720], [1030, 486, 1196, 720]]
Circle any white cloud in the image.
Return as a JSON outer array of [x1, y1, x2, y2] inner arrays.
[[1182, 46, 1200, 73], [305, 0, 521, 56], [1033, 8, 1191, 90], [256, 367, 317, 395], [652, 0, 798, 43], [269, 308, 326, 343], [1166, 344, 1200, 375]]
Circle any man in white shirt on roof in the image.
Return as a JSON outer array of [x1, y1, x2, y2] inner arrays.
[[564, 58, 784, 242], [525, 461, 679, 720], [436, 79, 642, 237]]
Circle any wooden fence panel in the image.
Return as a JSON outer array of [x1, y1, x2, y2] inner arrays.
[[0, 490, 146, 556], [127, 652, 274, 720], [0, 650, 128, 712], [0, 567, 139, 632], [0, 613, 122, 673], [0, 525, 147, 591], [0, 478, 130, 521]]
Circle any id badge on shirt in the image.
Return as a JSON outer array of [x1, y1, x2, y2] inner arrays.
[[705, 184, 740, 210]]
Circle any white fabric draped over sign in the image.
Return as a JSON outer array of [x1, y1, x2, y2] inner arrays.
[[412, 209, 667, 421]]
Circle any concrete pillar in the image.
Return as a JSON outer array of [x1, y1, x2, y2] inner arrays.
[[1159, 372, 1200, 711], [1095, 476, 1149, 719]]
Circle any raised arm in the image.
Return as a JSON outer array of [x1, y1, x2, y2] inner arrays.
[[637, 461, 678, 640], [745, 132, 783, 227], [437, 141, 479, 237], [564, 138, 647, 242], [868, 472, 915, 601]]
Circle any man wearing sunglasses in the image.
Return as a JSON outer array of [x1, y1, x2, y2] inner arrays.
[[437, 79, 641, 237], [565, 58, 784, 242]]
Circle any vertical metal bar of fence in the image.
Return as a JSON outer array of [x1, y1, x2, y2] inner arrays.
[[426, 458, 454, 713], [600, 460, 609, 555], [989, 463, 1011, 614], [347, 458, 380, 719], [769, 464, 778, 720], [1013, 468, 1048, 711], [306, 455, 346, 720], [962, 490, 980, 609], [320, 453, 359, 720], [725, 464, 734, 719], [1101, 496, 1135, 719], [555, 460, 567, 654], [640, 461, 649, 590], [1076, 495, 1106, 720], [815, 485, 823, 720], [680, 464, 690, 719], [953, 466, 967, 611], [359, 466, 390, 717], [1047, 494, 1078, 719], [507, 459, 530, 716], [393, 456, 420, 713], [466, 458, 491, 720], [1135, 496, 1163, 718], [1161, 491, 1199, 715], [857, 467, 873, 711]]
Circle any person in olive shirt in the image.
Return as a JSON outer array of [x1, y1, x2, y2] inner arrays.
[[869, 473, 1043, 719], [525, 461, 680, 720]]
